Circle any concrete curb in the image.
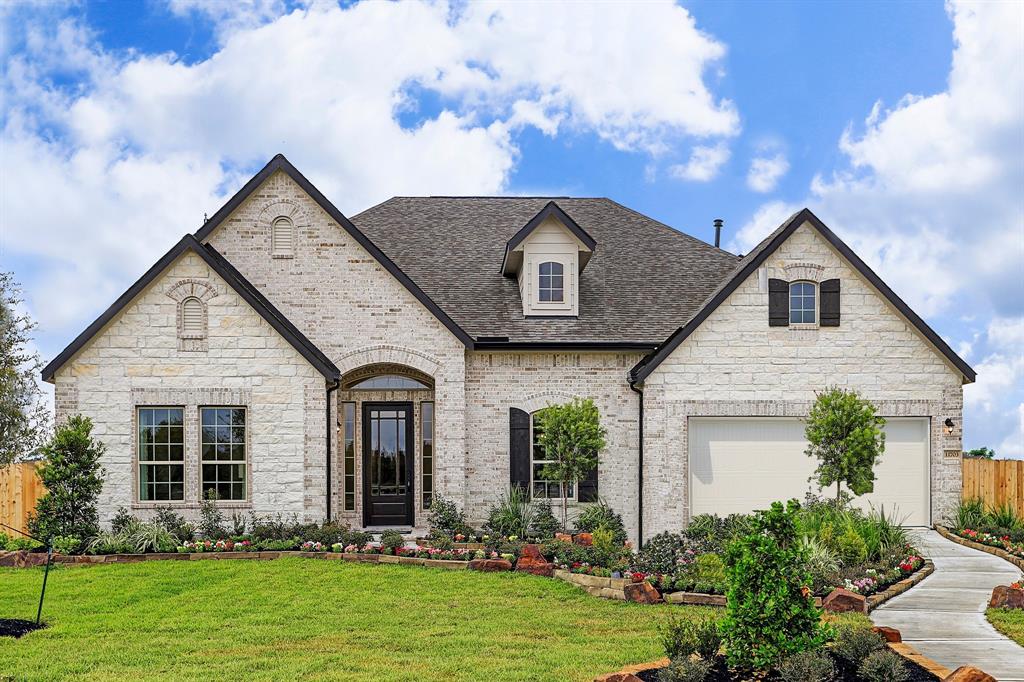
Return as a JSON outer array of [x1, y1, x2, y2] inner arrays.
[[866, 560, 935, 611]]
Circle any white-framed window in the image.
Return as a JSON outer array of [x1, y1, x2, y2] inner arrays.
[[531, 411, 573, 500], [421, 401, 434, 510], [537, 261, 564, 303], [789, 281, 817, 324], [200, 407, 247, 500], [272, 216, 294, 257], [138, 407, 185, 502]]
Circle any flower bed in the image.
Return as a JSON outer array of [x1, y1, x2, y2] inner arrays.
[[958, 528, 1024, 558], [936, 525, 1024, 570]]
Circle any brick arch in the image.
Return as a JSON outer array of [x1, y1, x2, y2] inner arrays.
[[521, 391, 580, 414], [257, 198, 311, 229], [335, 344, 442, 379], [782, 262, 826, 283], [164, 278, 218, 303]]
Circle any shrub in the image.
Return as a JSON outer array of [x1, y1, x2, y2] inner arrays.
[[51, 535, 82, 555], [303, 521, 351, 546], [798, 536, 840, 593], [834, 527, 867, 566], [575, 498, 627, 545], [721, 500, 830, 671], [430, 534, 455, 550], [530, 499, 560, 539], [347, 530, 372, 549], [427, 495, 469, 539], [831, 625, 884, 667], [691, 553, 727, 594], [952, 497, 986, 531], [131, 522, 179, 553], [987, 501, 1022, 530], [858, 650, 908, 682], [660, 615, 721, 660], [658, 657, 713, 682], [110, 507, 136, 534], [153, 506, 193, 541], [229, 511, 247, 537], [777, 649, 836, 682], [198, 489, 227, 539], [249, 513, 302, 541], [380, 529, 404, 551], [633, 531, 688, 574], [29, 415, 105, 541], [484, 487, 535, 538], [7, 536, 43, 551]]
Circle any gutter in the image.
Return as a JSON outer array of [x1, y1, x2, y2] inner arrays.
[[325, 380, 339, 520], [629, 381, 644, 549], [473, 340, 657, 351]]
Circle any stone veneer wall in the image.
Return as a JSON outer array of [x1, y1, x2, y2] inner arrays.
[[464, 350, 644, 542], [203, 170, 466, 529], [52, 252, 325, 523], [641, 222, 965, 539]]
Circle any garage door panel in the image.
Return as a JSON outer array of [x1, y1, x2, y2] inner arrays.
[[688, 417, 929, 526]]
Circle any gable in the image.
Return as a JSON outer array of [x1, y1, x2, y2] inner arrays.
[[630, 209, 975, 385], [193, 154, 473, 347], [41, 236, 339, 382]]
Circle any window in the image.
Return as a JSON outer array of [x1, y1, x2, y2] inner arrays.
[[421, 402, 434, 509], [181, 297, 204, 336], [789, 281, 817, 324], [538, 261, 564, 303], [138, 408, 185, 501], [342, 402, 355, 511], [272, 216, 294, 256], [349, 375, 430, 390], [531, 412, 573, 499], [200, 407, 247, 500]]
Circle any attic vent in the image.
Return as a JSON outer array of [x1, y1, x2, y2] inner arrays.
[[272, 216, 294, 257], [181, 297, 204, 336]]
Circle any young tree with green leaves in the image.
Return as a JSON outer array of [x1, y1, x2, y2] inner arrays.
[[535, 398, 607, 531], [804, 387, 886, 504], [0, 272, 50, 466], [29, 415, 106, 542], [964, 446, 995, 459]]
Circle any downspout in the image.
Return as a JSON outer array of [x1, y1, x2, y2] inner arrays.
[[325, 380, 339, 521], [629, 381, 644, 549]]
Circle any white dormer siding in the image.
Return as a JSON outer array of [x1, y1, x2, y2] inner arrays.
[[514, 216, 587, 317]]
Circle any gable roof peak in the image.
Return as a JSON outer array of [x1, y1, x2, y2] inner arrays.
[[500, 201, 597, 276]]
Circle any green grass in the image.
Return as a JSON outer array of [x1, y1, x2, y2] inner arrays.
[[0, 558, 705, 681], [987, 607, 1024, 646]]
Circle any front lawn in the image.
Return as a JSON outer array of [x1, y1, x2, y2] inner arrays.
[[987, 607, 1024, 646], [0, 558, 700, 681]]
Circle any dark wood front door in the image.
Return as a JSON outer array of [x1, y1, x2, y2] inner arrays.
[[362, 402, 414, 527]]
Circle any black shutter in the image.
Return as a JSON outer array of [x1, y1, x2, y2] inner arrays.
[[578, 464, 599, 503], [820, 279, 840, 327], [768, 278, 790, 326], [509, 408, 531, 494]]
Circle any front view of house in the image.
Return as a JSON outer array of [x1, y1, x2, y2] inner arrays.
[[42, 155, 975, 542]]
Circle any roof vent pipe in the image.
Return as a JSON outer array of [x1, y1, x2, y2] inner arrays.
[[713, 218, 723, 248]]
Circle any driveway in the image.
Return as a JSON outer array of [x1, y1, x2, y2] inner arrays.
[[871, 529, 1024, 680]]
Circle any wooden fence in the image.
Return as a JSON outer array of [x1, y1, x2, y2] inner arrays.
[[962, 458, 1024, 516], [0, 462, 45, 537]]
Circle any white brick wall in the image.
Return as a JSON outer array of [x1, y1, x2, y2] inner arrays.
[[642, 222, 965, 537], [53, 252, 324, 523]]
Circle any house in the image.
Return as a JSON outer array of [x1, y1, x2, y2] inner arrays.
[[41, 155, 974, 542]]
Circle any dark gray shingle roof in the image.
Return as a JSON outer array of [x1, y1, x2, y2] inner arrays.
[[352, 197, 740, 344]]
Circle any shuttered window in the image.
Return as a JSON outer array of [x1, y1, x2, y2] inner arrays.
[[181, 297, 204, 336], [272, 216, 294, 256]]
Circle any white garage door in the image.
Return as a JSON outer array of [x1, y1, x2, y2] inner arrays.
[[688, 417, 930, 526]]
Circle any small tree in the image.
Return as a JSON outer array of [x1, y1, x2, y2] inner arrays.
[[29, 415, 105, 541], [964, 446, 995, 459], [0, 272, 51, 466], [535, 398, 607, 531], [804, 387, 886, 504]]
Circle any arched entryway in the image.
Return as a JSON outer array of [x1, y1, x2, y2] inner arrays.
[[337, 363, 435, 528]]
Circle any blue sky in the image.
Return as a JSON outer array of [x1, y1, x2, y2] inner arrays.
[[1, 0, 1022, 456]]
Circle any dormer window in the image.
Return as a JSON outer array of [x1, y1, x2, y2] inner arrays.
[[789, 281, 817, 324], [538, 262, 564, 302]]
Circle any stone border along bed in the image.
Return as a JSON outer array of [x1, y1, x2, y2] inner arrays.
[[0, 549, 935, 615], [934, 524, 1024, 571]]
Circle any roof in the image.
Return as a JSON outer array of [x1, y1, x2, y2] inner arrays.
[[500, 201, 597, 275], [628, 208, 976, 384], [352, 196, 740, 344], [41, 235, 341, 383], [194, 154, 475, 347]]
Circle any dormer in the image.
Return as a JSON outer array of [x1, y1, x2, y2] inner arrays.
[[501, 202, 596, 318]]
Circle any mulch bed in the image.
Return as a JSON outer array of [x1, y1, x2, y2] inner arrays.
[[634, 655, 940, 681], [0, 619, 46, 639]]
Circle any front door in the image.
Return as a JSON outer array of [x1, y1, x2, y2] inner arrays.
[[362, 402, 414, 527]]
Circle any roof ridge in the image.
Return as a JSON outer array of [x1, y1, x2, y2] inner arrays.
[[598, 198, 740, 259]]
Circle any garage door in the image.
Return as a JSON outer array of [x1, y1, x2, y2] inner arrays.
[[688, 417, 930, 526]]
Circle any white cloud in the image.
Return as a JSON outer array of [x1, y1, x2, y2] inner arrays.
[[2, 0, 737, 340], [668, 143, 731, 182], [729, 200, 800, 253], [747, 152, 789, 193]]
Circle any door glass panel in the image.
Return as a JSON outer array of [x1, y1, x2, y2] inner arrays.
[[369, 407, 409, 499]]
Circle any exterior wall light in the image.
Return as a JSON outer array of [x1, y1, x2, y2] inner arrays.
[[944, 418, 955, 435]]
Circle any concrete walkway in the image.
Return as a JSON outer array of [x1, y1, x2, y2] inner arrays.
[[871, 529, 1024, 680]]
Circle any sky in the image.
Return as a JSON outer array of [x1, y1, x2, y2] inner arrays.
[[1, 0, 1022, 457]]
